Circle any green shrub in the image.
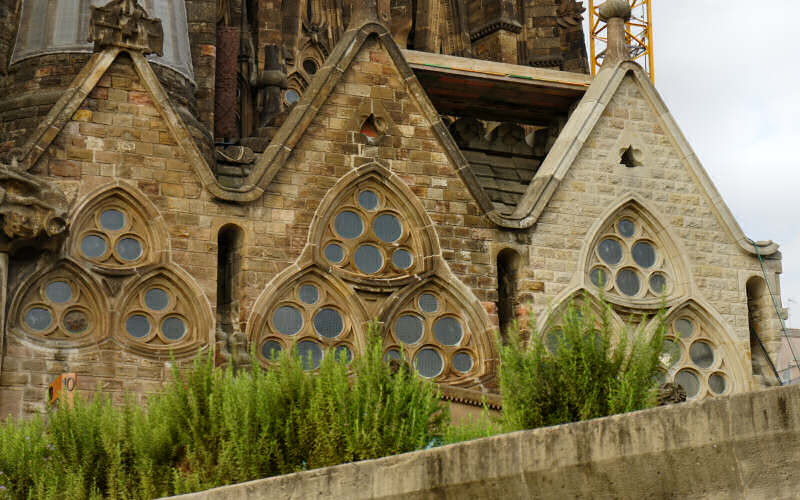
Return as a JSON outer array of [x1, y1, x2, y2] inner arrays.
[[500, 299, 667, 431], [0, 321, 447, 498]]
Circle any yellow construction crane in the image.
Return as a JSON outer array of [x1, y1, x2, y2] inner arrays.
[[588, 0, 654, 82]]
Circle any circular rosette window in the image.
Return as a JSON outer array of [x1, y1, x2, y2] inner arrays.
[[383, 288, 484, 386], [117, 272, 205, 355], [69, 187, 165, 272], [11, 263, 105, 346], [316, 180, 431, 284], [657, 313, 733, 400], [257, 278, 358, 369], [586, 206, 684, 305]]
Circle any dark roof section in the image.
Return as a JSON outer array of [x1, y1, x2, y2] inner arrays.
[[463, 151, 541, 215], [403, 49, 590, 126]]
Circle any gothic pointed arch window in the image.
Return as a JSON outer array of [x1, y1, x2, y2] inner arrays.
[[311, 165, 438, 287], [381, 278, 496, 387], [68, 184, 169, 272], [248, 269, 368, 369], [542, 289, 626, 352], [9, 260, 108, 347], [584, 200, 688, 307], [116, 268, 211, 356], [657, 301, 746, 400]]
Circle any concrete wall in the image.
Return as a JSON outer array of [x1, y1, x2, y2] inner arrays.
[[170, 383, 800, 499]]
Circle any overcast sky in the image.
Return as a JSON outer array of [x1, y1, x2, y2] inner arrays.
[[584, 2, 800, 328]]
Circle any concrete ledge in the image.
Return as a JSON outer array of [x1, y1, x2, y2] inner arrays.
[[169, 384, 800, 499]]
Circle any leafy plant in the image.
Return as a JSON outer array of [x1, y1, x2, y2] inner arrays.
[[500, 298, 667, 431]]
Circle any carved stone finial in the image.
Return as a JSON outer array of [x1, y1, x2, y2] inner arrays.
[[598, 0, 631, 66], [0, 161, 68, 246], [598, 0, 632, 21], [89, 0, 164, 56]]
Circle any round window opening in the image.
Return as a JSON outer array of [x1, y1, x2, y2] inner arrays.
[[273, 306, 303, 335], [145, 288, 169, 311], [334, 211, 364, 239], [63, 309, 89, 335], [162, 317, 187, 341], [46, 281, 73, 303], [418, 293, 439, 313], [81, 234, 108, 259], [598, 238, 623, 266], [126, 314, 151, 338], [25, 307, 53, 331], [395, 314, 424, 344], [354, 245, 383, 274], [433, 317, 463, 345], [414, 348, 443, 378], [285, 89, 300, 105], [313, 308, 344, 338], [358, 190, 379, 211], [303, 59, 318, 75], [100, 209, 126, 231], [262, 340, 282, 360], [324, 243, 345, 264], [299, 284, 319, 305], [296, 340, 323, 370], [117, 237, 143, 261]]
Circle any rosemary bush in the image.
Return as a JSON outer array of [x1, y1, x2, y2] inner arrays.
[[0, 322, 446, 499], [500, 299, 667, 431]]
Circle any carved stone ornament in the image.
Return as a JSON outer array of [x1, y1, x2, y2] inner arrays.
[[657, 382, 687, 406], [557, 0, 586, 28], [0, 160, 68, 244], [89, 0, 164, 56]]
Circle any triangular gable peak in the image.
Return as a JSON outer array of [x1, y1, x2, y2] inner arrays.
[[16, 47, 223, 198], [243, 22, 497, 212], [15, 21, 500, 216], [508, 60, 777, 257]]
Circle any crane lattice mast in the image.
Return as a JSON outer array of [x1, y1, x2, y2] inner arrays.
[[588, 0, 654, 82]]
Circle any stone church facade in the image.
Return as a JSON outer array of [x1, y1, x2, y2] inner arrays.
[[0, 0, 786, 418]]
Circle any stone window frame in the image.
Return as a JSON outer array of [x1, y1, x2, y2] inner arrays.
[[659, 303, 741, 400], [8, 259, 108, 348], [115, 267, 212, 358], [309, 163, 439, 290], [540, 289, 627, 349], [378, 276, 498, 388], [10, 182, 212, 359], [67, 183, 170, 274], [383, 286, 478, 382], [580, 197, 690, 310], [249, 268, 369, 369]]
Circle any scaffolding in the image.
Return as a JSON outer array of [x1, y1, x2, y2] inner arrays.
[[588, 0, 654, 82]]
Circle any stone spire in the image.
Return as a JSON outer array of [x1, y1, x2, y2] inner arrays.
[[598, 0, 631, 66]]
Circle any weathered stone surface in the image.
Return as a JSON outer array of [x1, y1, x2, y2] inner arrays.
[[170, 384, 800, 500]]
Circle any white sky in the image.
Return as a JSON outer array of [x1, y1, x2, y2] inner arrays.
[[584, 1, 800, 327]]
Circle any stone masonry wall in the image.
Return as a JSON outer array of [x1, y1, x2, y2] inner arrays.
[[514, 74, 768, 388], [0, 36, 505, 417]]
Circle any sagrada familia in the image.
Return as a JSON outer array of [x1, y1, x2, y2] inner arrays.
[[0, 0, 787, 418]]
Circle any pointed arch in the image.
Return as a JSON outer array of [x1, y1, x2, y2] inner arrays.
[[308, 161, 441, 289], [652, 298, 750, 399], [115, 266, 214, 358], [378, 274, 497, 389], [7, 258, 109, 348], [539, 287, 626, 337], [246, 265, 370, 367], [578, 194, 691, 309], [67, 181, 169, 273]]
